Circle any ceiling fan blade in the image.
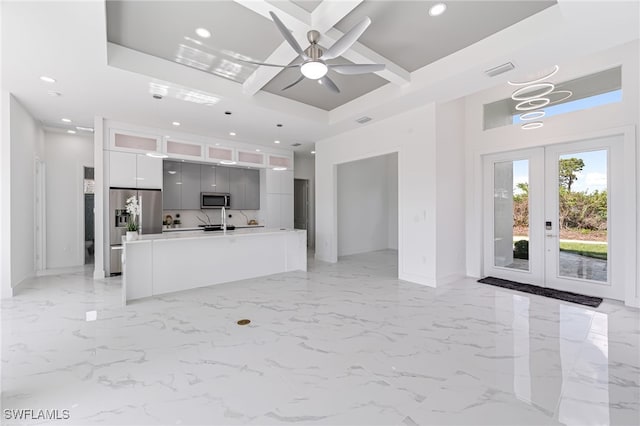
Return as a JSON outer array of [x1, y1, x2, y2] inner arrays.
[[322, 16, 371, 60], [282, 75, 305, 91], [269, 11, 306, 57], [318, 76, 340, 93], [239, 58, 300, 68], [330, 64, 385, 75]]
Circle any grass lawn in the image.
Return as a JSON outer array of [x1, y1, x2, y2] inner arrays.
[[559, 241, 608, 260]]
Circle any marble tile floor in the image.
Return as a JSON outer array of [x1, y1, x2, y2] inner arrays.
[[2, 250, 639, 425]]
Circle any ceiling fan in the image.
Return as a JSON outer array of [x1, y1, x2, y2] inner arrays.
[[243, 12, 386, 93]]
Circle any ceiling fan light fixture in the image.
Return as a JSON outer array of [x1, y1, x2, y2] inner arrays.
[[301, 61, 328, 80], [429, 3, 447, 17]]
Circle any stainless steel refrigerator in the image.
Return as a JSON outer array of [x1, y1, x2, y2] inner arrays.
[[108, 188, 162, 275]]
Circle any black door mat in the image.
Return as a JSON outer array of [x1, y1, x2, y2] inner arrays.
[[478, 276, 603, 308]]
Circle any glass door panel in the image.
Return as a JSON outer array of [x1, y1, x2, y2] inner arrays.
[[493, 159, 530, 271], [556, 150, 608, 282], [483, 148, 544, 285]]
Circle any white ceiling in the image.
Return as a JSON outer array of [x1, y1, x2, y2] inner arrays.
[[2, 1, 638, 153]]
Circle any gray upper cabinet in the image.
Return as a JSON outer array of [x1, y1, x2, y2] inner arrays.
[[163, 161, 181, 210], [181, 162, 201, 210], [163, 161, 260, 210], [200, 165, 217, 192], [215, 167, 230, 193], [229, 167, 245, 210], [244, 169, 260, 210]]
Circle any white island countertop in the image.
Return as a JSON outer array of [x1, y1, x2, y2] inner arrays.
[[128, 227, 298, 243], [122, 227, 306, 303]]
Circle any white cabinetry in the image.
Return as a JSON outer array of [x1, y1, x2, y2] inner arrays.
[[109, 151, 137, 188], [108, 151, 162, 189], [136, 154, 163, 189], [265, 169, 294, 228]]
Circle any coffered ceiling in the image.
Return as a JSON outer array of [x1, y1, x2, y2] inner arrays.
[[106, 0, 556, 111]]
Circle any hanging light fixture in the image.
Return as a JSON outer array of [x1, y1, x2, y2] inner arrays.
[[509, 65, 571, 130]]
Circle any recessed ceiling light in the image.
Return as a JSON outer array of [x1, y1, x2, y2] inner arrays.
[[67, 130, 76, 134], [255, 149, 261, 152], [273, 167, 287, 171], [40, 76, 56, 83], [220, 160, 237, 165], [311, 151, 316, 154], [76, 126, 94, 132], [47, 91, 62, 97], [229, 132, 236, 136], [215, 143, 220, 146], [172, 121, 181, 126], [429, 3, 447, 16], [195, 28, 211, 38], [274, 140, 280, 144], [61, 118, 71, 123]]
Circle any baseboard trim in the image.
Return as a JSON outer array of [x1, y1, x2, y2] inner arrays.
[[399, 271, 436, 288]]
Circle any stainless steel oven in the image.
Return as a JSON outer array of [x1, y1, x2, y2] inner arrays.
[[201, 192, 231, 209]]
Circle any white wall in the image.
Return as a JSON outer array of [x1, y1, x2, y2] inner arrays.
[[337, 154, 391, 256], [44, 131, 93, 269], [387, 153, 398, 250], [464, 41, 639, 306], [294, 152, 315, 249], [435, 99, 466, 283], [3, 95, 44, 295]]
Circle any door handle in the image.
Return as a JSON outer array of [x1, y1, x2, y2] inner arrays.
[[546, 234, 557, 238]]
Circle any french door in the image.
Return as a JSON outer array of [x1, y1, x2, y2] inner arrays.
[[483, 135, 624, 300]]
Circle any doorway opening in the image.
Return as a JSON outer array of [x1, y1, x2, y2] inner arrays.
[[294, 179, 310, 247], [84, 167, 95, 265], [336, 152, 398, 277], [483, 135, 623, 300]]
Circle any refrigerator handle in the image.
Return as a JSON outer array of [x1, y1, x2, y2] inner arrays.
[[139, 194, 143, 234]]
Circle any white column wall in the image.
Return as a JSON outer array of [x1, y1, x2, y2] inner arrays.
[[435, 99, 466, 284], [4, 95, 44, 295], [387, 153, 399, 250], [43, 131, 94, 269], [464, 40, 639, 307], [316, 103, 440, 287]]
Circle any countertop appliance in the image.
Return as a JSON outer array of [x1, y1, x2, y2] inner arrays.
[[201, 192, 231, 209], [108, 188, 162, 275]]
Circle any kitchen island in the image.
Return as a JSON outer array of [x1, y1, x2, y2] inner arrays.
[[122, 228, 306, 303]]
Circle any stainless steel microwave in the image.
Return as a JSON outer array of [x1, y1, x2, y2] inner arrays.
[[201, 192, 231, 209]]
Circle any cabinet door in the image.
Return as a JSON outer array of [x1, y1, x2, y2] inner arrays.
[[200, 164, 217, 192], [280, 194, 294, 228], [228, 167, 246, 210], [109, 151, 137, 188], [266, 169, 280, 194], [136, 155, 162, 189], [180, 162, 201, 210], [244, 169, 260, 210], [215, 167, 230, 193], [163, 161, 181, 210], [266, 194, 281, 228], [281, 170, 294, 195]]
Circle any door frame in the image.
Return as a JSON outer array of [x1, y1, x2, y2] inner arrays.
[[479, 126, 636, 304]]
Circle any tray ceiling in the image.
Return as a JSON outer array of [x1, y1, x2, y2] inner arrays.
[[106, 0, 557, 111]]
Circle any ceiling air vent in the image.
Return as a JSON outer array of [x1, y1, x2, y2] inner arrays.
[[356, 116, 372, 124], [485, 62, 515, 78], [291, 143, 301, 147]]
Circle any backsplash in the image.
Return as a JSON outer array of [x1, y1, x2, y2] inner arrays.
[[162, 209, 261, 228]]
